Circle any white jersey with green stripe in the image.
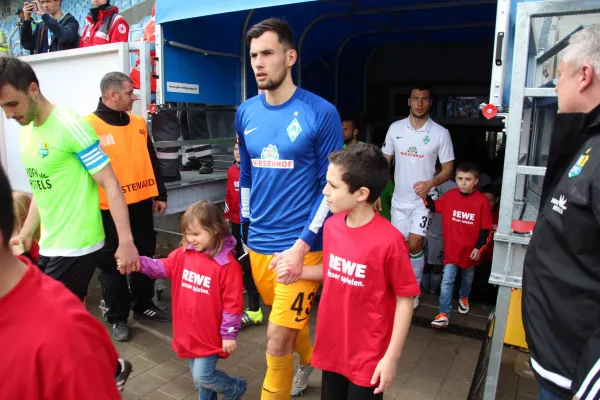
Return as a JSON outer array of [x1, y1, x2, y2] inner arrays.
[[19, 106, 110, 257]]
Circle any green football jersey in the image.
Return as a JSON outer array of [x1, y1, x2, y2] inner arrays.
[[19, 106, 110, 257]]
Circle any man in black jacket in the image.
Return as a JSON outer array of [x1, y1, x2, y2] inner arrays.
[[87, 72, 172, 342], [522, 25, 600, 400], [20, 0, 79, 54]]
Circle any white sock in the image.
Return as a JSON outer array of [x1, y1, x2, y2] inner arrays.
[[410, 251, 425, 287]]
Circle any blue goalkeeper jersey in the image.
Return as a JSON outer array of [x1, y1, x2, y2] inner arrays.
[[236, 88, 343, 254]]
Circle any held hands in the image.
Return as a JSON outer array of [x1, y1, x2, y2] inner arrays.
[[222, 340, 237, 355], [268, 242, 306, 285], [9, 234, 32, 253], [117, 257, 141, 274], [272, 258, 302, 285], [413, 181, 433, 199], [115, 240, 140, 273], [10, 237, 25, 256], [373, 197, 383, 211], [371, 356, 397, 394], [470, 248, 481, 262]]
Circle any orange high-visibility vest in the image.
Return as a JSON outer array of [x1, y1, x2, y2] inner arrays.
[[86, 113, 158, 209]]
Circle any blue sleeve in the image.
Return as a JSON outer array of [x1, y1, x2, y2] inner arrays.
[[299, 104, 343, 248], [42, 13, 79, 44], [236, 108, 251, 224]]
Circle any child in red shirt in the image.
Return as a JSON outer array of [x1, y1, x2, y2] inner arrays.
[[274, 144, 420, 399], [426, 163, 493, 328], [225, 140, 263, 327], [0, 169, 121, 400], [120, 201, 246, 399]]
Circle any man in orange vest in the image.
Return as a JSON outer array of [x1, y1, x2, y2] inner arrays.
[[86, 71, 171, 342]]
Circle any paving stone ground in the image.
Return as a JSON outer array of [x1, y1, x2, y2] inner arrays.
[[86, 274, 538, 400]]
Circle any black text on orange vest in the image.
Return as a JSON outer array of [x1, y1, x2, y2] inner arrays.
[[122, 178, 155, 194]]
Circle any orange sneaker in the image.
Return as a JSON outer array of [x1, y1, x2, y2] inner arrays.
[[431, 313, 449, 329], [459, 297, 470, 314]]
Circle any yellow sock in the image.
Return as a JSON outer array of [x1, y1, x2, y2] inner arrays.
[[294, 325, 313, 366], [262, 354, 294, 399]]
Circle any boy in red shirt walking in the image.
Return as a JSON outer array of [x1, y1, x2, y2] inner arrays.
[[426, 163, 493, 328], [273, 144, 419, 398]]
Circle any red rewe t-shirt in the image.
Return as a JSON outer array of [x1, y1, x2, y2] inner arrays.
[[161, 249, 244, 359], [312, 213, 420, 387], [434, 188, 493, 268], [0, 258, 120, 400]]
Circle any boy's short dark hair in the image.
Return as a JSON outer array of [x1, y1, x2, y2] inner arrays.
[[328, 144, 388, 203], [246, 18, 295, 50], [0, 56, 39, 93], [456, 162, 479, 178], [0, 167, 14, 248], [480, 184, 499, 198], [408, 85, 432, 98]]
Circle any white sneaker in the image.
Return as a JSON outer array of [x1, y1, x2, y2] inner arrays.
[[458, 297, 470, 314], [413, 296, 420, 310], [291, 363, 313, 396], [431, 313, 449, 329]]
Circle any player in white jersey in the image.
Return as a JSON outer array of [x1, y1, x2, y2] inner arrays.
[[380, 86, 455, 309]]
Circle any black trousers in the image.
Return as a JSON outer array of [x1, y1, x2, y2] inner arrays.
[[98, 199, 157, 323], [231, 222, 260, 311], [321, 371, 383, 400], [39, 250, 100, 301]]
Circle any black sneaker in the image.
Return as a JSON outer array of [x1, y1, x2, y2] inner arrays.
[[112, 321, 131, 342], [133, 306, 172, 322], [199, 165, 214, 174], [181, 162, 201, 171], [116, 358, 133, 393]]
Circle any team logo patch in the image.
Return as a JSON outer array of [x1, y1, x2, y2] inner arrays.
[[39, 142, 49, 158], [423, 135, 431, 145], [568, 147, 591, 178], [117, 23, 127, 35], [252, 145, 294, 169], [551, 195, 567, 215], [399, 146, 424, 159], [287, 113, 302, 142]]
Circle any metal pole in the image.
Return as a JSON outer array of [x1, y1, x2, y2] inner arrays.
[[155, 23, 165, 105], [483, 286, 512, 400], [489, 0, 512, 107], [166, 41, 241, 59], [241, 9, 256, 102], [138, 40, 152, 133]]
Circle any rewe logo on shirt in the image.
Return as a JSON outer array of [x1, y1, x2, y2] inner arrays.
[[452, 210, 475, 225], [327, 254, 366, 287], [181, 268, 211, 295]]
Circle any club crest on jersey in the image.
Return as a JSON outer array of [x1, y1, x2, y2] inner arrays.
[[423, 135, 431, 145], [400, 146, 424, 159], [38, 142, 49, 158], [568, 147, 591, 178], [252, 144, 294, 169], [287, 113, 302, 142]]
